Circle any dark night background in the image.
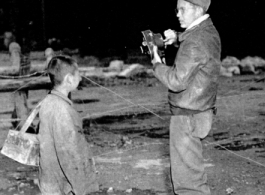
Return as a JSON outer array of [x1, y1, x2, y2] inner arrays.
[[0, 0, 264, 59]]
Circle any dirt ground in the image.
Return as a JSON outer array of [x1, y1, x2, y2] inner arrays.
[[0, 73, 265, 195]]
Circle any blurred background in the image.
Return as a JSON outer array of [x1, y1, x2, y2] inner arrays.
[[0, 0, 264, 59]]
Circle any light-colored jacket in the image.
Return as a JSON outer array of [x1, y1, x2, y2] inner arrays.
[[38, 90, 98, 195]]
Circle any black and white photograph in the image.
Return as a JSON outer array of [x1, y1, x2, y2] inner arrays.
[[0, 0, 265, 195]]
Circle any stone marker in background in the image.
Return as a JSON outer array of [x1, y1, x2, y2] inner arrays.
[[44, 48, 54, 68], [109, 60, 124, 72], [240, 56, 265, 75], [4, 32, 15, 48], [9, 42, 21, 70], [221, 56, 241, 77], [44, 48, 55, 96], [118, 64, 144, 78]]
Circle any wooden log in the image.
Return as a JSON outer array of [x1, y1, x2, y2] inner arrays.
[[0, 66, 20, 75], [0, 61, 46, 75], [0, 77, 51, 92], [0, 63, 104, 76], [0, 47, 117, 76]]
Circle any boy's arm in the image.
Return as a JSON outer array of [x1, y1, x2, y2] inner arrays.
[[153, 40, 207, 92]]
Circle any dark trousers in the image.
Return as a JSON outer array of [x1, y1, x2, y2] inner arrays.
[[170, 110, 213, 195]]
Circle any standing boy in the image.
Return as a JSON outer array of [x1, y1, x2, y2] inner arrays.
[[38, 55, 99, 195]]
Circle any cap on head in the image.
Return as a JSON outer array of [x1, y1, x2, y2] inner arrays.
[[184, 0, 211, 11]]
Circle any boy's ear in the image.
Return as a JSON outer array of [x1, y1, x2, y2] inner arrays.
[[64, 73, 72, 85]]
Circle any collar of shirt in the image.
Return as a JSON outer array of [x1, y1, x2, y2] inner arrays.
[[186, 14, 210, 31], [50, 90, 73, 106]]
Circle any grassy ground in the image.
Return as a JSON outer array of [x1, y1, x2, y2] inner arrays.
[[0, 73, 265, 195]]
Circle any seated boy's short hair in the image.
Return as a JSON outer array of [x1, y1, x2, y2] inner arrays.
[[47, 55, 77, 87]]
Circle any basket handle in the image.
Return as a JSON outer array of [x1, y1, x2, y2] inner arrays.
[[19, 100, 43, 134]]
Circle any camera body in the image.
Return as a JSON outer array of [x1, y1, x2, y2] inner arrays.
[[141, 30, 165, 59]]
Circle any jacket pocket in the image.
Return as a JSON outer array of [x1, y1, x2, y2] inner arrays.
[[191, 110, 213, 139]]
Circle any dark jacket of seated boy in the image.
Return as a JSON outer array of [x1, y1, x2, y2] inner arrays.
[[38, 55, 99, 195]]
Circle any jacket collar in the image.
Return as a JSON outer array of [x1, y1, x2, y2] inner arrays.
[[51, 90, 73, 106], [186, 14, 209, 30], [179, 17, 213, 42]]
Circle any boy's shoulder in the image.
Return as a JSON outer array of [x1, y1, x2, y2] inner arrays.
[[41, 93, 72, 114]]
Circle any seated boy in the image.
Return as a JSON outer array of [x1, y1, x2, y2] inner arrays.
[[38, 55, 99, 195]]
